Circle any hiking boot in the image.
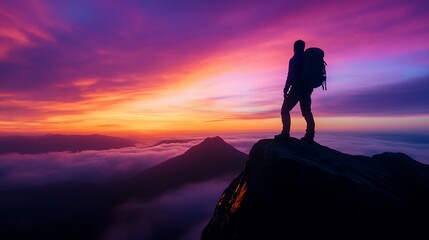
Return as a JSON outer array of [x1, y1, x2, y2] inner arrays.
[[274, 133, 290, 141], [300, 135, 314, 143]]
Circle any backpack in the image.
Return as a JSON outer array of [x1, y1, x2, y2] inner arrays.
[[302, 47, 327, 90]]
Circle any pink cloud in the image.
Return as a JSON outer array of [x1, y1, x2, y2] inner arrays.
[[313, 76, 429, 116]]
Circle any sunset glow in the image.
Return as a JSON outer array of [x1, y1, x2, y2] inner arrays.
[[1, 0, 429, 134]]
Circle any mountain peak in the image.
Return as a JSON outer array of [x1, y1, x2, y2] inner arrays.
[[184, 136, 230, 154], [201, 136, 226, 144], [202, 137, 429, 238]]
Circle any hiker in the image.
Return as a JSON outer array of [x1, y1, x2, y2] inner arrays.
[[275, 39, 315, 142]]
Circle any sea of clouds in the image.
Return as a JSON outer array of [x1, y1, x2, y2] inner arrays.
[[0, 131, 428, 240], [1, 131, 428, 189]]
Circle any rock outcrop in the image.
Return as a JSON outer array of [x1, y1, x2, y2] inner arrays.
[[201, 138, 429, 239]]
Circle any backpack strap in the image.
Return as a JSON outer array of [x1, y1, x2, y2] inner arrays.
[[323, 61, 327, 90]]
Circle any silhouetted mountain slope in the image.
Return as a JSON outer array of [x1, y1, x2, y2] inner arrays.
[[125, 136, 247, 198], [201, 138, 429, 239], [0, 134, 137, 154]]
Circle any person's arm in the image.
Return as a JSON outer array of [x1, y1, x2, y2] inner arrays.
[[283, 58, 295, 96]]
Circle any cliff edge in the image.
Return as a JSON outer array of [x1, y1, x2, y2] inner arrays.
[[201, 137, 429, 239]]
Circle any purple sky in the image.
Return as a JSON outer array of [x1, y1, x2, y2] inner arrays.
[[1, 0, 429, 133]]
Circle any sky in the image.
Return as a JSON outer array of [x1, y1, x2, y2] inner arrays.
[[1, 0, 429, 135]]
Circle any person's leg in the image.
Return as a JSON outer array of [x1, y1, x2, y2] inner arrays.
[[299, 91, 315, 141], [276, 92, 299, 139]]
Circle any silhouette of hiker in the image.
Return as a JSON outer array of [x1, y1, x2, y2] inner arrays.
[[275, 39, 315, 142]]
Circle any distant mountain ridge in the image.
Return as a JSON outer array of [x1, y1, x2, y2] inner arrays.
[[202, 137, 429, 239], [0, 134, 137, 154]]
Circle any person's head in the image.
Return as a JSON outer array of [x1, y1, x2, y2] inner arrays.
[[293, 40, 305, 53]]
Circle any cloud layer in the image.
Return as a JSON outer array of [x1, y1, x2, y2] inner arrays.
[[0, 138, 204, 189], [100, 177, 233, 240], [1, 132, 427, 191]]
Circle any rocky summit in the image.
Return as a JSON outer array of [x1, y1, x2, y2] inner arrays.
[[201, 137, 429, 239]]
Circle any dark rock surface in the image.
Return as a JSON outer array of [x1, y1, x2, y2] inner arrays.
[[201, 138, 429, 239]]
